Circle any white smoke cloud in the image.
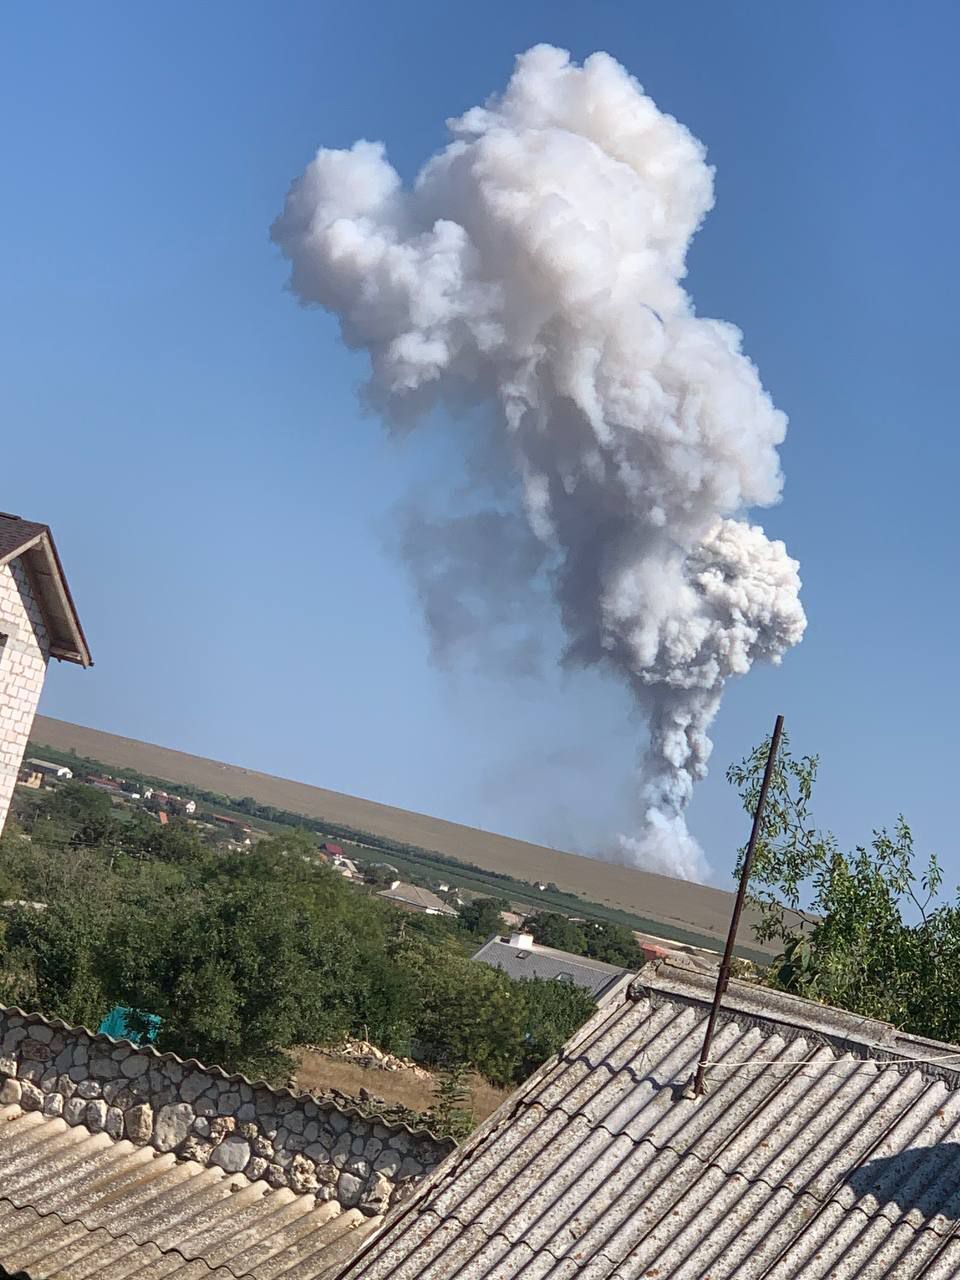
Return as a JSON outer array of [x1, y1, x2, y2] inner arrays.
[[272, 44, 806, 882]]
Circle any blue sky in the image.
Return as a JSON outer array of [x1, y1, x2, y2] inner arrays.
[[3, 2, 958, 888]]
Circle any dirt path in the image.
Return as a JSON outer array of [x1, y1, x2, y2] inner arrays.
[[293, 1050, 511, 1126]]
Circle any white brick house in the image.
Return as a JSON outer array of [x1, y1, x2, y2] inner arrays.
[[0, 514, 91, 834]]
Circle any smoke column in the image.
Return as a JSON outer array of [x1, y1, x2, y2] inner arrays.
[[272, 45, 806, 882]]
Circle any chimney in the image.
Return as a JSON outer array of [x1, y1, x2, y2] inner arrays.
[[509, 932, 534, 950]]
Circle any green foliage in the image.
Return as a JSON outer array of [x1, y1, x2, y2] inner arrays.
[[0, 784, 596, 1087], [457, 897, 508, 938], [526, 912, 643, 968], [728, 733, 959, 1041], [426, 1062, 475, 1141], [27, 739, 742, 956], [516, 976, 595, 1075], [527, 912, 586, 952]]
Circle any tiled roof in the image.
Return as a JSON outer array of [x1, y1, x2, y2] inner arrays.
[[340, 959, 960, 1279], [0, 512, 91, 666], [0, 513, 47, 564], [470, 937, 632, 1000], [0, 1103, 381, 1278]]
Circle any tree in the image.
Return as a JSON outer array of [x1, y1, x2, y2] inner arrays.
[[526, 912, 586, 953], [427, 1063, 475, 1141], [516, 977, 595, 1076], [580, 920, 643, 967], [728, 732, 960, 1042], [458, 897, 508, 938], [0, 778, 601, 1089]]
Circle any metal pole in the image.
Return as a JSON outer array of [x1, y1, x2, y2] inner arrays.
[[693, 713, 784, 1097]]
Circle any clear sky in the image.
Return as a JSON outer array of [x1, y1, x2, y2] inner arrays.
[[3, 2, 958, 888]]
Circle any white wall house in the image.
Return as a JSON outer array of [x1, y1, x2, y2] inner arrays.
[[0, 514, 91, 835]]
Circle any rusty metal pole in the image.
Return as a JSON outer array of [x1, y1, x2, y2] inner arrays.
[[692, 713, 784, 1097]]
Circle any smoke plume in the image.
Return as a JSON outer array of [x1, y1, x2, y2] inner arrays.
[[272, 44, 806, 882]]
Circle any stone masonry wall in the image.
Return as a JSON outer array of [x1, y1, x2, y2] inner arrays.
[[0, 1007, 454, 1215], [0, 558, 49, 836]]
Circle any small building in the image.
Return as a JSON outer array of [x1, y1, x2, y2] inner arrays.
[[25, 758, 73, 781], [378, 881, 457, 916], [89, 779, 124, 797], [322, 841, 344, 857], [331, 855, 361, 879], [1, 514, 91, 836], [471, 931, 633, 1005], [212, 813, 251, 835], [16, 768, 43, 790]]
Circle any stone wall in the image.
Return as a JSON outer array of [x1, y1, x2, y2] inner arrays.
[[0, 1008, 454, 1214], [0, 559, 49, 836]]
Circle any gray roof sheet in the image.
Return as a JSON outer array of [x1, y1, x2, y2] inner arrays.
[[471, 937, 631, 998], [0, 1103, 381, 1279], [378, 885, 455, 914], [340, 959, 960, 1279]]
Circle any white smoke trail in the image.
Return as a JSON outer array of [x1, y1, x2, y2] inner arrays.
[[272, 44, 806, 882]]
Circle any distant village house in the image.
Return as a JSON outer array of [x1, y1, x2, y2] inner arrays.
[[471, 930, 633, 1005], [377, 881, 457, 916], [25, 758, 73, 781]]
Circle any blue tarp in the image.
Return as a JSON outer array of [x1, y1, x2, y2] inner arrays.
[[98, 1006, 161, 1044]]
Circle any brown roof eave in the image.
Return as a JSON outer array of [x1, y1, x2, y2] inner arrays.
[[22, 533, 92, 668]]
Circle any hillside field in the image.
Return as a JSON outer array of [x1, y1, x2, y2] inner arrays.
[[30, 715, 767, 950]]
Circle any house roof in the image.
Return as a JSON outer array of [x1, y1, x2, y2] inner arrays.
[[0, 1003, 453, 1280], [0, 513, 91, 666], [470, 936, 632, 1000], [0, 1103, 380, 1279], [339, 957, 960, 1279], [377, 883, 456, 915]]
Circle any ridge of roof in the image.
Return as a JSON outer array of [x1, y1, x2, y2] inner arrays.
[[0, 1003, 450, 1144], [637, 956, 960, 1085], [0, 512, 46, 561]]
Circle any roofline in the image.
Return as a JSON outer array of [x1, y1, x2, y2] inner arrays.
[[472, 934, 631, 976], [0, 524, 92, 667], [637, 956, 960, 1086]]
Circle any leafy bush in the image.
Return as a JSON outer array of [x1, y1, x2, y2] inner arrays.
[[729, 733, 959, 1042], [0, 788, 595, 1086]]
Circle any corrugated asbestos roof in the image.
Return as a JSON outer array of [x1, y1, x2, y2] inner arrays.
[[340, 959, 960, 1279], [0, 1104, 382, 1279], [470, 937, 631, 999]]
